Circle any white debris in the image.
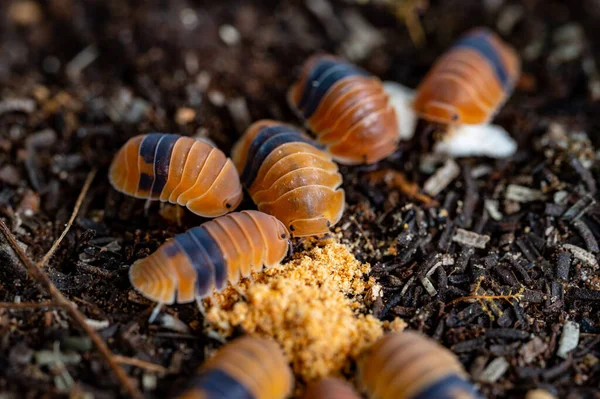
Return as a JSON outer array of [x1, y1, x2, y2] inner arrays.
[[553, 190, 569, 205], [305, 0, 345, 42], [485, 199, 504, 221], [434, 123, 517, 158], [157, 313, 191, 334], [549, 24, 585, 65], [382, 81, 417, 140], [370, 283, 382, 301], [423, 159, 460, 196], [420, 276, 437, 297], [219, 24, 241, 46], [442, 254, 455, 266], [506, 184, 546, 203], [479, 357, 510, 383], [471, 164, 493, 179], [180, 8, 199, 30], [453, 228, 490, 249], [519, 336, 548, 364], [84, 318, 110, 330], [66, 45, 99, 80], [557, 320, 580, 359], [562, 244, 599, 268], [340, 9, 384, 61], [226, 97, 251, 133], [496, 4, 524, 35]]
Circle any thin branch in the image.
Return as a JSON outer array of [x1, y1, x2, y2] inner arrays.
[[37, 168, 97, 269], [0, 301, 62, 309], [114, 355, 168, 374], [0, 182, 142, 399]]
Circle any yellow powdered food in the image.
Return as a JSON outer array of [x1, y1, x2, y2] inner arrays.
[[205, 239, 405, 382]]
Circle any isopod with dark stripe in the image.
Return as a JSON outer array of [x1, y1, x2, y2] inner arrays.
[[175, 336, 294, 399], [359, 331, 483, 399], [413, 27, 520, 125], [129, 210, 290, 307], [288, 54, 399, 165], [109, 133, 243, 217], [231, 120, 345, 237], [302, 378, 361, 399]]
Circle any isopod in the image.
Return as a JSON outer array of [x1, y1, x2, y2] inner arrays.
[[232, 120, 345, 237], [129, 210, 290, 306], [359, 331, 482, 399], [288, 54, 399, 165], [302, 378, 361, 399], [413, 27, 520, 125], [109, 133, 243, 217], [175, 336, 294, 399]]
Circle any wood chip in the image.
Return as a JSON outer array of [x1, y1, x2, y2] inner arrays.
[[557, 320, 580, 359], [453, 228, 490, 249], [505, 184, 546, 202], [423, 159, 460, 196]]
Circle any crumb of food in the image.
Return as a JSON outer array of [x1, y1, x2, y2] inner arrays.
[[205, 239, 405, 382]]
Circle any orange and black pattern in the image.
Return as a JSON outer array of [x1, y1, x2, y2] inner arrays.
[[109, 133, 243, 217], [232, 120, 344, 237], [359, 332, 483, 399], [288, 55, 399, 165], [413, 28, 520, 125], [129, 211, 290, 305], [175, 336, 294, 399]]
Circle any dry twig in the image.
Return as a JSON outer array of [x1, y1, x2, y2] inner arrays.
[[114, 355, 168, 374], [0, 301, 62, 309], [38, 168, 97, 268]]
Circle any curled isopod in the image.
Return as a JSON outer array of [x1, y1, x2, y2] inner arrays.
[[175, 336, 294, 399], [288, 54, 399, 165], [413, 27, 520, 125], [232, 120, 344, 237], [302, 378, 361, 399], [129, 210, 290, 305], [359, 331, 483, 399], [109, 133, 243, 217]]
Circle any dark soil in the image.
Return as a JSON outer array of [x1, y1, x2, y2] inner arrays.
[[1, 0, 600, 398]]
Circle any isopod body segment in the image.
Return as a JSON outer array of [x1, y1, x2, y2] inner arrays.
[[232, 120, 345, 237], [109, 133, 243, 217], [413, 27, 520, 125], [288, 55, 399, 165], [359, 331, 483, 399], [302, 378, 361, 399], [129, 210, 290, 305], [175, 336, 294, 399]]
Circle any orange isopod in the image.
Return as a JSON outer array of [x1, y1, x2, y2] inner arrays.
[[359, 331, 483, 399], [109, 133, 243, 217], [288, 54, 399, 165], [302, 378, 361, 399], [413, 27, 520, 125], [175, 336, 294, 399], [231, 120, 345, 237], [129, 210, 290, 305]]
